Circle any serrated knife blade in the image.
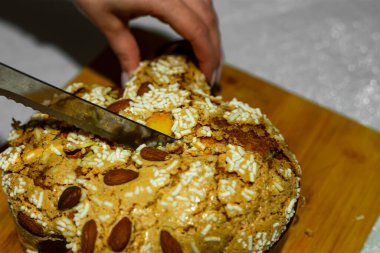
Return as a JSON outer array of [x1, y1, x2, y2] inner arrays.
[[0, 62, 175, 147]]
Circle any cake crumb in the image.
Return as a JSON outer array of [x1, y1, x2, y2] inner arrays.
[[355, 214, 365, 221], [304, 228, 314, 237]]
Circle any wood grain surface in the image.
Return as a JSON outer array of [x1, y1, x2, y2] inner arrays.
[[1, 49, 379, 252]]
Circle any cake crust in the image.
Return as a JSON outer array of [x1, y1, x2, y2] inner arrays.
[[0, 55, 301, 253]]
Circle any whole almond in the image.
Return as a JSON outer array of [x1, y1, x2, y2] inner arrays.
[[81, 219, 97, 253], [140, 147, 169, 161], [58, 186, 81, 211], [104, 169, 139, 186], [107, 99, 131, 113], [17, 212, 44, 237], [160, 230, 183, 253], [137, 82, 151, 96], [107, 217, 132, 251], [39, 240, 67, 253]]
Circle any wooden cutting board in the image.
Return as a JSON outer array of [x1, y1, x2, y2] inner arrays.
[[1, 49, 379, 253]]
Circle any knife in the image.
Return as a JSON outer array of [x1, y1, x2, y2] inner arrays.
[[0, 62, 175, 147]]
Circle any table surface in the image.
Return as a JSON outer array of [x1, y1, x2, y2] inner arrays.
[[0, 50, 379, 252]]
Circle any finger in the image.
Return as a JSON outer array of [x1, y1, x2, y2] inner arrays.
[[204, 0, 224, 85], [153, 1, 217, 81], [207, 0, 223, 68], [102, 18, 141, 75], [75, 0, 141, 75], [182, 0, 221, 66], [183, 0, 222, 86]]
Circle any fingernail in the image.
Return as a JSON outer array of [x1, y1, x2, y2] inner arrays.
[[210, 71, 217, 87], [121, 71, 129, 88], [210, 65, 222, 88]]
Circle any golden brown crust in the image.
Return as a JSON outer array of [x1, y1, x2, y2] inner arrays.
[[0, 55, 301, 253]]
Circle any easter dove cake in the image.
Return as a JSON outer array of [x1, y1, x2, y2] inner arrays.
[[0, 55, 301, 253]]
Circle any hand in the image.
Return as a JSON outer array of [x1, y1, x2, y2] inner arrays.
[[75, 0, 222, 84]]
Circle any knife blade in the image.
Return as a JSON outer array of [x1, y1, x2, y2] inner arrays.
[[0, 62, 175, 147]]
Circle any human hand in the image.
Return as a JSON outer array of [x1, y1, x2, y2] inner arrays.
[[75, 0, 222, 85]]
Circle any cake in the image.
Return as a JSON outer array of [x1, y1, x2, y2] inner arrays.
[[0, 55, 301, 253]]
